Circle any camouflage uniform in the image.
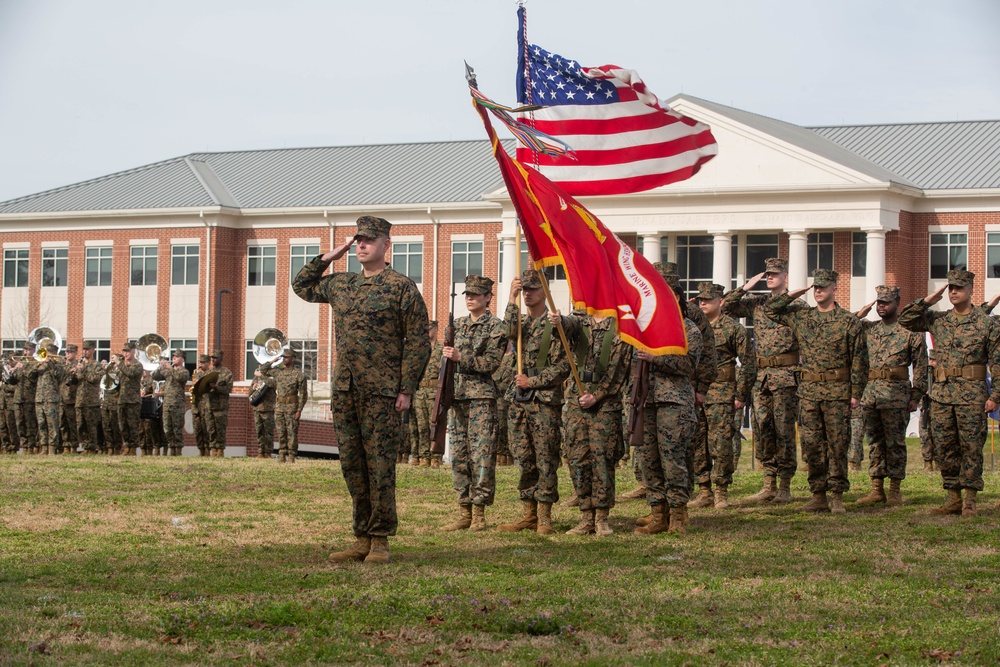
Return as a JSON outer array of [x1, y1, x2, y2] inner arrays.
[[449, 282, 506, 508], [139, 374, 159, 455], [293, 216, 431, 540], [61, 347, 80, 453], [723, 262, 806, 484], [638, 318, 702, 508], [859, 291, 927, 481], [250, 365, 277, 457], [696, 287, 756, 490], [560, 314, 631, 512], [191, 360, 213, 456], [75, 347, 103, 454], [0, 366, 19, 453], [207, 352, 233, 455], [898, 272, 1000, 493], [12, 356, 39, 453], [848, 407, 866, 467], [493, 347, 515, 463], [919, 348, 935, 466], [117, 353, 143, 455], [266, 361, 308, 461], [34, 352, 65, 455], [765, 270, 868, 497], [409, 342, 442, 465], [153, 361, 191, 456], [100, 362, 122, 454], [502, 281, 570, 505]]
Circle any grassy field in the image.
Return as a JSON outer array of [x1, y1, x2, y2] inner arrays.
[[1, 440, 999, 666]]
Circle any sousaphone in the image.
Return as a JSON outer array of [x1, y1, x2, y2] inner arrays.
[[28, 326, 63, 361], [136, 333, 169, 371], [249, 328, 287, 406]]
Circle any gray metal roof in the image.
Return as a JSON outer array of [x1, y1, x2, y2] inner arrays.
[[810, 120, 1000, 190], [0, 140, 514, 215]]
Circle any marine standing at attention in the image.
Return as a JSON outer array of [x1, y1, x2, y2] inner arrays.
[[294, 215, 430, 565]]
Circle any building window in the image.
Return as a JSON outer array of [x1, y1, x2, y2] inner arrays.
[[169, 339, 198, 374], [289, 340, 319, 380], [245, 340, 258, 381], [130, 246, 157, 286], [85, 247, 112, 287], [451, 241, 484, 284], [851, 232, 867, 277], [807, 232, 834, 274], [290, 244, 320, 285], [987, 233, 1000, 279], [41, 248, 68, 287], [2, 340, 26, 357], [676, 235, 713, 300], [745, 234, 779, 282], [929, 233, 968, 279], [391, 242, 423, 284], [3, 249, 29, 288], [171, 245, 199, 285], [248, 246, 276, 286], [95, 340, 111, 364]]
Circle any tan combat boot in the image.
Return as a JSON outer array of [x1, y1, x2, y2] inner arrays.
[[498, 500, 538, 532], [687, 483, 714, 509], [441, 505, 473, 531], [886, 479, 903, 506], [410, 457, 421, 467], [48, 445, 56, 456], [829, 492, 846, 514], [421, 458, 432, 468], [594, 508, 613, 537], [364, 537, 391, 564], [536, 502, 556, 535], [854, 478, 886, 506], [962, 489, 977, 518], [773, 477, 793, 504], [328, 536, 371, 563], [667, 507, 687, 534], [278, 452, 286, 463], [287, 452, 295, 463], [470, 505, 487, 532], [619, 485, 648, 501], [633, 505, 668, 534], [635, 512, 654, 527], [800, 491, 830, 513], [748, 475, 777, 503], [713, 485, 730, 510], [564, 493, 580, 508], [565, 509, 595, 535], [930, 489, 963, 515]]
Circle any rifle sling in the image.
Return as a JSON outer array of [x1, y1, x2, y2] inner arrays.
[[574, 322, 615, 387]]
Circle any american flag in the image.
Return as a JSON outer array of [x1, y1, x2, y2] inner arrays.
[[515, 9, 718, 196]]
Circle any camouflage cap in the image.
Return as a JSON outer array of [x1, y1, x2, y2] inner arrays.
[[46, 343, 59, 355], [122, 341, 136, 351], [23, 341, 36, 350], [82, 340, 96, 350], [280, 347, 297, 358], [210, 349, 224, 359], [696, 282, 726, 300], [812, 268, 839, 287], [875, 285, 900, 302], [65, 343, 79, 353], [520, 269, 543, 289], [172, 349, 185, 359], [354, 215, 391, 239], [198, 354, 211, 363], [764, 257, 788, 274], [653, 261, 680, 288], [947, 269, 974, 287], [463, 274, 494, 295]]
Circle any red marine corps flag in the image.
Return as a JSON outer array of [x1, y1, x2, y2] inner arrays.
[[470, 84, 687, 355]]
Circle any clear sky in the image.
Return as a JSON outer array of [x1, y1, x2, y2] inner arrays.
[[1, 0, 998, 203]]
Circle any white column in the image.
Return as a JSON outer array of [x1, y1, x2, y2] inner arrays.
[[712, 232, 732, 288], [500, 232, 517, 284], [641, 233, 662, 263], [787, 231, 809, 291], [865, 229, 887, 303]]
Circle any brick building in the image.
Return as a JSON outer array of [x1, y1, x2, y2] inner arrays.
[[2, 94, 999, 395]]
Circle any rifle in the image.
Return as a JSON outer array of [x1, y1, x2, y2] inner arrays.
[[429, 290, 457, 454], [626, 358, 649, 446]]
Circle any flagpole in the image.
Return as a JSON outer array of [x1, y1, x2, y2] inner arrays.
[[537, 269, 585, 395], [515, 222, 523, 375]]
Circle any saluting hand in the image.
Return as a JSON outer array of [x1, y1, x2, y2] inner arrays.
[[787, 286, 812, 300], [856, 300, 876, 318], [925, 284, 948, 306], [742, 271, 766, 291], [320, 238, 355, 263]]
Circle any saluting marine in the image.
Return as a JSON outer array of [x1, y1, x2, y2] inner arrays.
[[263, 348, 308, 462]]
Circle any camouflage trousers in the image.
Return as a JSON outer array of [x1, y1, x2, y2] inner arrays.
[[275, 408, 299, 457], [332, 389, 401, 538], [61, 404, 79, 453], [210, 408, 229, 452], [35, 402, 61, 452], [798, 398, 851, 494], [496, 398, 511, 458], [863, 407, 909, 480], [690, 404, 706, 492], [162, 403, 185, 452], [0, 406, 19, 452], [919, 401, 934, 463], [141, 417, 166, 454], [76, 406, 100, 453], [449, 399, 498, 506], [399, 411, 412, 458], [254, 409, 275, 456], [565, 403, 622, 511], [508, 400, 562, 504], [118, 402, 141, 452], [929, 400, 986, 491], [694, 402, 737, 487], [409, 387, 435, 461], [15, 402, 38, 452], [637, 401, 697, 508], [192, 407, 210, 454], [732, 407, 745, 468], [848, 410, 866, 465], [101, 404, 122, 453], [751, 384, 798, 480]]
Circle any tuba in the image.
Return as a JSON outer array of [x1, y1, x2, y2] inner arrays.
[[28, 326, 63, 361], [136, 333, 169, 371], [249, 328, 287, 406]]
